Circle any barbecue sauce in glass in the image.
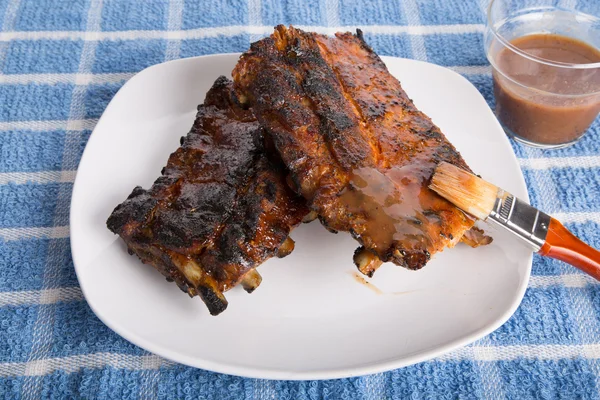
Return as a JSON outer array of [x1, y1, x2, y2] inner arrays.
[[493, 34, 600, 145]]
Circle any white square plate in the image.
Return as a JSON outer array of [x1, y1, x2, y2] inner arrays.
[[70, 53, 532, 380]]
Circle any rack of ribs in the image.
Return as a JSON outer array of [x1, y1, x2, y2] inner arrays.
[[233, 25, 491, 277], [107, 76, 308, 315]]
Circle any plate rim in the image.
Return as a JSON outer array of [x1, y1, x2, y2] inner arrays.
[[70, 53, 532, 380]]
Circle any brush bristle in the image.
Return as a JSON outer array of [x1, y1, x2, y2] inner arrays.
[[429, 162, 499, 220]]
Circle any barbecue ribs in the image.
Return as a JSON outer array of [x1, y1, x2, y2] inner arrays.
[[233, 26, 491, 275], [107, 76, 308, 315]]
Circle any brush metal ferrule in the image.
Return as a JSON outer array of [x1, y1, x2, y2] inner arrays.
[[487, 190, 551, 251]]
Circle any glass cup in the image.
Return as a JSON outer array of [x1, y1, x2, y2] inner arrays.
[[484, 0, 600, 149]]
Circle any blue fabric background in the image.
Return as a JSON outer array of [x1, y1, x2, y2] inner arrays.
[[1, 0, 599, 398]]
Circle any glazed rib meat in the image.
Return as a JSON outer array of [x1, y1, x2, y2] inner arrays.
[[233, 26, 491, 275], [107, 76, 308, 315]]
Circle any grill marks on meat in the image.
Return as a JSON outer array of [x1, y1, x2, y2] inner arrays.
[[107, 76, 308, 315], [233, 25, 490, 272]]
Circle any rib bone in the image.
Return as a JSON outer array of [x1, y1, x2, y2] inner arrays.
[[277, 236, 295, 258], [241, 269, 263, 293], [354, 247, 383, 277]]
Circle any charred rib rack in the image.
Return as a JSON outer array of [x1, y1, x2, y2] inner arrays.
[[107, 77, 308, 315], [233, 26, 490, 274]]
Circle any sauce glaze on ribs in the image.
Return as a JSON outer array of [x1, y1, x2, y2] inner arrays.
[[233, 26, 491, 275], [107, 76, 308, 315]]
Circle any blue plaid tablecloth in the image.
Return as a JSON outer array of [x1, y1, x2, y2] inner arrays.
[[1, 0, 600, 398]]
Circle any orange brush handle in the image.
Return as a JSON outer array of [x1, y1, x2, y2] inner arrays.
[[538, 218, 600, 280]]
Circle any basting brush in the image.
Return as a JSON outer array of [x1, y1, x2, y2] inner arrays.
[[429, 161, 600, 280]]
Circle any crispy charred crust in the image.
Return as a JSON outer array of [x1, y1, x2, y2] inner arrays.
[[391, 248, 431, 270], [233, 26, 488, 273], [354, 28, 374, 54], [107, 77, 308, 315], [198, 285, 228, 316]]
